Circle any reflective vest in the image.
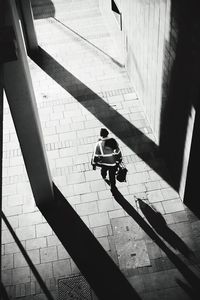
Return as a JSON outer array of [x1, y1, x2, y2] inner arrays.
[[92, 138, 122, 167]]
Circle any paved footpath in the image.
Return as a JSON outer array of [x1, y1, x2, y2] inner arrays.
[[1, 0, 200, 299]]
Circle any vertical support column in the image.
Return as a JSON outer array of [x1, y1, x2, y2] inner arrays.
[[0, 0, 5, 285], [184, 105, 200, 214], [3, 0, 54, 206], [18, 0, 38, 53], [0, 81, 3, 291], [0, 59, 3, 290]]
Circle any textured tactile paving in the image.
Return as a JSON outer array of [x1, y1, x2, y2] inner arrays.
[[58, 275, 92, 300]]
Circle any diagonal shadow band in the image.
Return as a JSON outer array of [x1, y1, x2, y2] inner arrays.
[[110, 187, 200, 293], [1, 211, 54, 300], [30, 47, 174, 189], [38, 183, 141, 300]]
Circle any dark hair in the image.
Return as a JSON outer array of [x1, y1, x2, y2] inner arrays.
[[100, 128, 109, 138]]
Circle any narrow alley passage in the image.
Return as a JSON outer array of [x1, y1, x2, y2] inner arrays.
[[1, 1, 200, 299]]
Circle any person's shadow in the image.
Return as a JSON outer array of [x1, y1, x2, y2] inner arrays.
[[137, 198, 195, 261], [110, 186, 200, 294]]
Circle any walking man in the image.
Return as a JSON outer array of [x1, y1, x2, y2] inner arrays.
[[91, 128, 122, 188]]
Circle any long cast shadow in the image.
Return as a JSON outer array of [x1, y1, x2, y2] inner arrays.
[[110, 187, 200, 294], [137, 199, 195, 261], [30, 47, 174, 189], [1, 211, 54, 300], [38, 183, 141, 300]]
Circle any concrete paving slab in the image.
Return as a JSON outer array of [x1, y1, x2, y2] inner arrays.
[[111, 216, 150, 269]]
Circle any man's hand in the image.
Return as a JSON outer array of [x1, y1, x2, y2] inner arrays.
[[116, 159, 122, 165]]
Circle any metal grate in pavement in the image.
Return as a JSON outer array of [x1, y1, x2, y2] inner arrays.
[[58, 275, 92, 300]]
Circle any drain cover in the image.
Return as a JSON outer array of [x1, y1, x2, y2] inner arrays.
[[58, 275, 92, 300]]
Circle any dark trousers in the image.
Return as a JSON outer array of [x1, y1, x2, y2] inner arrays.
[[101, 166, 117, 188]]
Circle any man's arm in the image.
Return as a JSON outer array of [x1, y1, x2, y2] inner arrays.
[[91, 142, 101, 169], [114, 141, 122, 164]]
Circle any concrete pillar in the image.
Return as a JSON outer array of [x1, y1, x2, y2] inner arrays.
[[184, 105, 200, 215], [0, 80, 3, 285], [17, 0, 38, 53], [0, 0, 5, 283], [0, 60, 3, 288], [3, 0, 54, 206]]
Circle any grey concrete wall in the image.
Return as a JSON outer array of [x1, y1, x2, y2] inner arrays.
[[99, 0, 199, 202], [99, 0, 170, 141]]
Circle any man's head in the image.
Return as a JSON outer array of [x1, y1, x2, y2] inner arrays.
[[100, 128, 109, 138]]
